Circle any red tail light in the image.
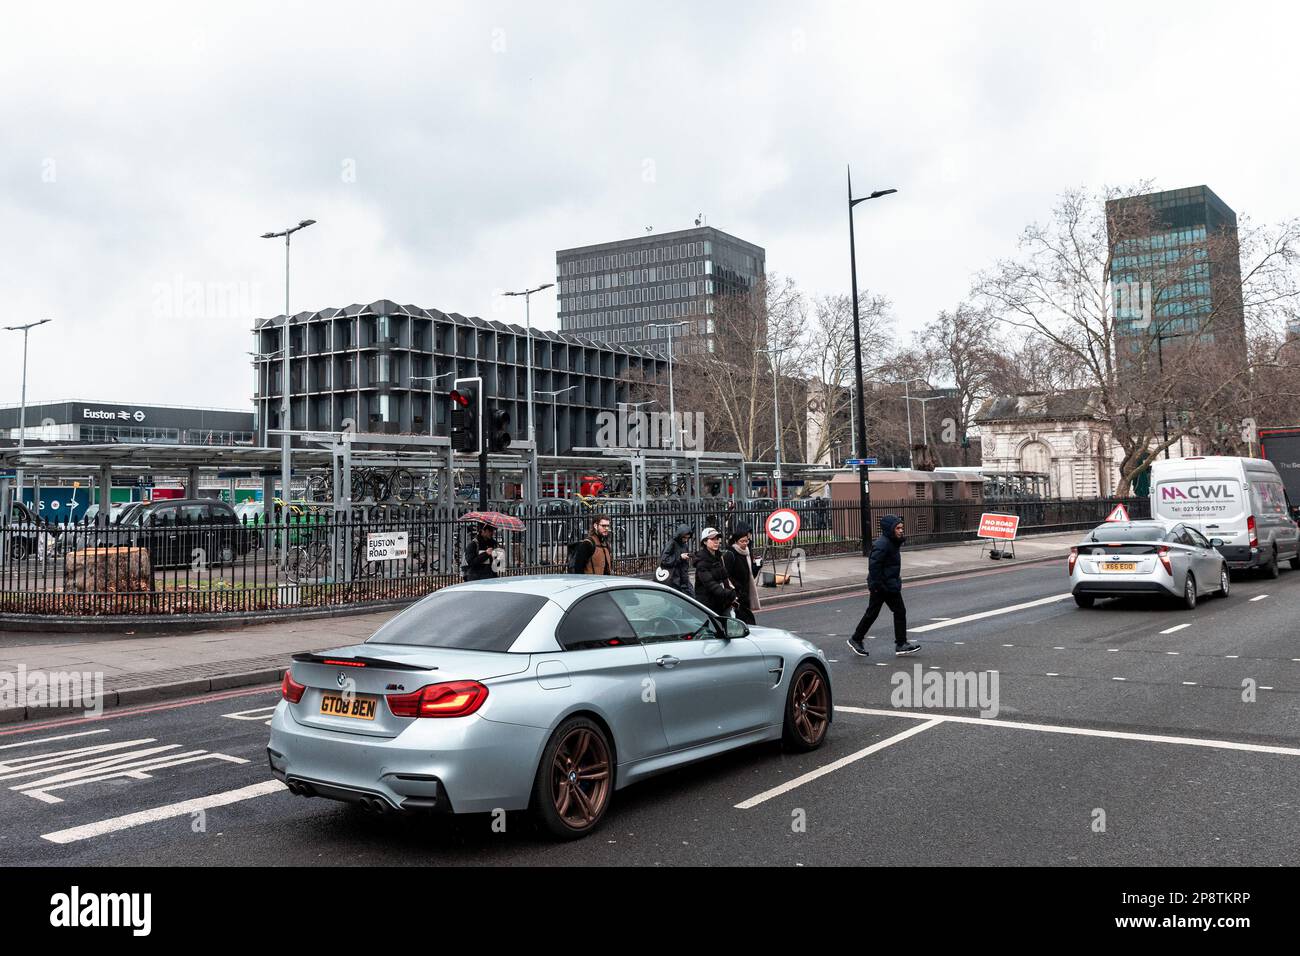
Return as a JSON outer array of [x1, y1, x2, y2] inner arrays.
[[1156, 546, 1173, 575], [281, 670, 306, 704], [1068, 547, 1078, 574], [1247, 515, 1258, 548], [386, 680, 489, 719]]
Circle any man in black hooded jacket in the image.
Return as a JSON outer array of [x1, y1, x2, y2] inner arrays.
[[846, 514, 921, 657]]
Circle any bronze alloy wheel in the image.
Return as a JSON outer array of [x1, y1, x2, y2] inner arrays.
[[790, 668, 830, 746], [550, 726, 612, 830]]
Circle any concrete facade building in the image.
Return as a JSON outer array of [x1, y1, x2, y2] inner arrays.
[[251, 300, 667, 455], [975, 390, 1199, 498]]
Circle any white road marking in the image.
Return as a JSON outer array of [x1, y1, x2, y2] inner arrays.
[[1045, 672, 1059, 677], [1183, 681, 1198, 686], [0, 730, 110, 751], [734, 718, 943, 809], [40, 780, 287, 844], [930, 617, 952, 622], [1, 738, 249, 804], [1225, 655, 1239, 659], [1054, 646, 1065, 650], [1166, 651, 1181, 655], [834, 707, 1300, 758], [907, 593, 1072, 633], [222, 705, 278, 727], [1002, 644, 1014, 647], [1251, 594, 1268, 602], [1111, 677, 1127, 681], [1107, 648, 1119, 652], [1161, 623, 1192, 634], [1261, 686, 1274, 691]]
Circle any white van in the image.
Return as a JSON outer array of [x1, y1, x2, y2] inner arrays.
[[1149, 456, 1300, 576]]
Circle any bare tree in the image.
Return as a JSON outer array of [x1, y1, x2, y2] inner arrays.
[[972, 186, 1300, 492], [672, 273, 807, 460], [793, 292, 894, 464]]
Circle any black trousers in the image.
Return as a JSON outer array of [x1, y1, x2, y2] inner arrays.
[[851, 588, 907, 645], [734, 604, 756, 625]]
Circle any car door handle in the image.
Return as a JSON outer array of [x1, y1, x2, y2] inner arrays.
[[655, 655, 680, 669]]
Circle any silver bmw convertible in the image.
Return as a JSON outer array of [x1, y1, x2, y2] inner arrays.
[[267, 575, 832, 838]]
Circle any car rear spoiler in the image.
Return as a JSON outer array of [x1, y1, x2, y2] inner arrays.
[[290, 651, 436, 672]]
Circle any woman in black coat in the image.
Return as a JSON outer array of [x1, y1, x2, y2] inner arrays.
[[692, 527, 736, 617], [723, 525, 763, 625]]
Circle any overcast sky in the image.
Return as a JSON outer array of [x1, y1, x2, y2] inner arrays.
[[3, 0, 1297, 411]]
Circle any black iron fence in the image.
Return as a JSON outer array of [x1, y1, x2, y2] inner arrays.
[[0, 496, 1148, 617]]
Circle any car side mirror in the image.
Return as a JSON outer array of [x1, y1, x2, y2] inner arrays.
[[1211, 538, 1224, 548], [723, 616, 749, 639]]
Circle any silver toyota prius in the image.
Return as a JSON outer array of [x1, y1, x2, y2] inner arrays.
[[267, 576, 832, 839], [1069, 520, 1231, 609]]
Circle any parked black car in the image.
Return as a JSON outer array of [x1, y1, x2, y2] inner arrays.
[[117, 499, 252, 568], [3, 501, 56, 561]]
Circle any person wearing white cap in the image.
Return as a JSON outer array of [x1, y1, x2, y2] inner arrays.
[[693, 527, 737, 617]]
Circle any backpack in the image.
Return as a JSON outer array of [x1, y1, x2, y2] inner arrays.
[[566, 538, 587, 573]]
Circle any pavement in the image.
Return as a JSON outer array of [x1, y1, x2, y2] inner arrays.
[[0, 531, 1082, 721], [2, 554, 1296, 865]]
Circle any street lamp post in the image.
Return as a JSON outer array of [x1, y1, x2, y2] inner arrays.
[[260, 219, 316, 524], [848, 167, 896, 555], [756, 345, 790, 504], [4, 318, 52, 502], [504, 283, 554, 505], [539, 385, 578, 496], [410, 370, 458, 438], [904, 392, 942, 465], [412, 370, 457, 501], [1152, 324, 1193, 459], [832, 365, 858, 459]]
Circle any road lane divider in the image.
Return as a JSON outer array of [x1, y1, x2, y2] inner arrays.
[[907, 593, 1073, 633], [733, 718, 944, 809], [834, 707, 1300, 758], [40, 780, 287, 845]]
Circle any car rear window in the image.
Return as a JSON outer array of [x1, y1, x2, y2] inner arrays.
[[366, 589, 548, 652], [1086, 525, 1167, 542]]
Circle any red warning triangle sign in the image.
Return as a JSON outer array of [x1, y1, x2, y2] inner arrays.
[[1104, 503, 1130, 523]]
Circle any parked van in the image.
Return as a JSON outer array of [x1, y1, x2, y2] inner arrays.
[[1149, 456, 1300, 576]]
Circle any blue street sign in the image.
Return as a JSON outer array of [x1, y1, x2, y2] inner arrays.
[[0, 469, 15, 479], [844, 458, 878, 466]]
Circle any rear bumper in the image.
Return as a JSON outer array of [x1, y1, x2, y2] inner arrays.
[[267, 701, 547, 814], [1217, 545, 1261, 569], [1072, 578, 1177, 598]]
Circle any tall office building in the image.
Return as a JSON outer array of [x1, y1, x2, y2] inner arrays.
[[1106, 185, 1246, 357], [556, 225, 765, 355]]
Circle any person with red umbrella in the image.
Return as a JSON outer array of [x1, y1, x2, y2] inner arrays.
[[462, 522, 498, 581]]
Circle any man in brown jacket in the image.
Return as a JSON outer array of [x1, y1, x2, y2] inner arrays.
[[569, 515, 614, 574]]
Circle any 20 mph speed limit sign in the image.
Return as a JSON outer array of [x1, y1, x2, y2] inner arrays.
[[765, 508, 801, 544]]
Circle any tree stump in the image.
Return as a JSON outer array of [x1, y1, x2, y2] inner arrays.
[[64, 547, 153, 593]]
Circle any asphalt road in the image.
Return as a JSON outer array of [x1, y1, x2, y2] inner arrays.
[[3, 558, 1299, 866]]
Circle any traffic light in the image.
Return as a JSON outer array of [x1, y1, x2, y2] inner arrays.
[[488, 407, 512, 453], [450, 377, 482, 454]]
